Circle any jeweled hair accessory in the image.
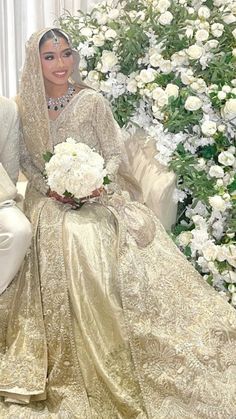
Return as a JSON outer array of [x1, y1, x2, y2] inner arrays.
[[50, 30, 60, 47]]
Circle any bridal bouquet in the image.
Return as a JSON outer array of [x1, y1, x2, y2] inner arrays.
[[44, 138, 109, 206]]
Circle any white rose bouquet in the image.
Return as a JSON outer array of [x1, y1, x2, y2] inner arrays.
[[43, 138, 110, 206]]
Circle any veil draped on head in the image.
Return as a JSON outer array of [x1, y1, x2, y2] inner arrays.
[[17, 28, 87, 172]]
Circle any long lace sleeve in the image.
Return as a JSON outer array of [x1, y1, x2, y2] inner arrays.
[[93, 94, 122, 181], [20, 131, 48, 195]]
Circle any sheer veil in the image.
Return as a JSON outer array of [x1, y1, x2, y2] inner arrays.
[[17, 28, 87, 172]]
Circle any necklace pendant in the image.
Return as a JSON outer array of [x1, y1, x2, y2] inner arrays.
[[46, 84, 75, 112]]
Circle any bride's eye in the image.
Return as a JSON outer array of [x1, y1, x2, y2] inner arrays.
[[44, 54, 54, 60], [63, 50, 72, 57]]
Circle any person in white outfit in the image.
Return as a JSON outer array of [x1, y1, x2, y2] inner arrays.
[[0, 96, 31, 295]]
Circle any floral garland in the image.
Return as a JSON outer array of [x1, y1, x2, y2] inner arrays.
[[60, 0, 236, 304]]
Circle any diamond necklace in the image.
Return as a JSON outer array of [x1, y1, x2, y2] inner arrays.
[[46, 84, 76, 111]]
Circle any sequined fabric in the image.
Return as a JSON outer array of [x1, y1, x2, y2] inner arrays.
[[0, 29, 236, 418]]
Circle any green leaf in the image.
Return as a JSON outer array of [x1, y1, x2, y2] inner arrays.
[[103, 175, 111, 185], [43, 151, 53, 162]]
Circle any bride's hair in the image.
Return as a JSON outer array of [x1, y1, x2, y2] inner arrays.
[[39, 28, 70, 49]]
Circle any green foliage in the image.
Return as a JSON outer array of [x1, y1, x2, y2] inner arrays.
[[43, 151, 53, 162], [111, 93, 140, 127]]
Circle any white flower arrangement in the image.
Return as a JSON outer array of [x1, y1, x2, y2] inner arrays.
[[44, 138, 108, 203], [60, 0, 236, 303]]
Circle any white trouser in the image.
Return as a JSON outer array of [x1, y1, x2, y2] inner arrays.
[[0, 201, 32, 295]]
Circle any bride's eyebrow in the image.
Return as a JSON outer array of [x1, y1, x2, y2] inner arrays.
[[41, 48, 72, 55]]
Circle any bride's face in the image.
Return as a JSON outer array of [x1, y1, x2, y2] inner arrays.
[[40, 37, 74, 87]]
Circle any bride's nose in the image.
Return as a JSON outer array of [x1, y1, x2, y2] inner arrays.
[[57, 57, 64, 67]]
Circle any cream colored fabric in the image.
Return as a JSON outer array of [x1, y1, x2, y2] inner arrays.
[[0, 97, 31, 295], [125, 130, 177, 230], [0, 164, 17, 203], [0, 203, 32, 295], [1, 28, 236, 418], [0, 97, 19, 184]]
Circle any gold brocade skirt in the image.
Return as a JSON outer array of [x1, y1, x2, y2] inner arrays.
[[0, 185, 236, 418]]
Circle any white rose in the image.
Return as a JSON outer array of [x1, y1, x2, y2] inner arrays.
[[92, 33, 105, 47], [149, 53, 162, 67], [201, 121, 217, 136], [222, 85, 231, 93], [190, 79, 206, 94], [195, 29, 209, 42], [206, 40, 219, 50], [95, 12, 108, 25], [211, 23, 224, 38], [101, 51, 118, 72], [198, 6, 211, 19], [232, 28, 236, 39], [159, 60, 172, 74], [87, 70, 100, 81], [171, 51, 188, 66], [178, 231, 193, 247], [226, 245, 236, 268], [152, 105, 164, 120], [108, 9, 120, 20], [126, 79, 138, 93], [80, 27, 93, 38], [152, 87, 168, 107], [202, 242, 218, 261], [180, 69, 195, 85], [104, 29, 117, 40], [156, 0, 171, 13], [165, 83, 179, 99], [187, 45, 203, 60], [187, 7, 195, 14], [184, 96, 202, 111], [218, 151, 235, 166], [223, 14, 236, 24], [221, 98, 236, 121], [218, 91, 227, 100], [158, 11, 174, 25], [209, 195, 227, 212], [139, 68, 156, 83], [209, 165, 224, 178]]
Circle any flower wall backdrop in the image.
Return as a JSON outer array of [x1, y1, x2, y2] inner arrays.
[[60, 0, 236, 303]]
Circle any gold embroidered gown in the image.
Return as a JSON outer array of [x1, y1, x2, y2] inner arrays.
[[0, 29, 236, 419]]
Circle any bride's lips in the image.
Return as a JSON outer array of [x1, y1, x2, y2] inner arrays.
[[53, 71, 68, 78]]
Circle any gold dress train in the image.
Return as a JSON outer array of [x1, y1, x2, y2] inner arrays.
[[0, 29, 236, 418]]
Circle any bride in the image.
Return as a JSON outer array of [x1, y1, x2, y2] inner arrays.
[[0, 28, 236, 419]]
